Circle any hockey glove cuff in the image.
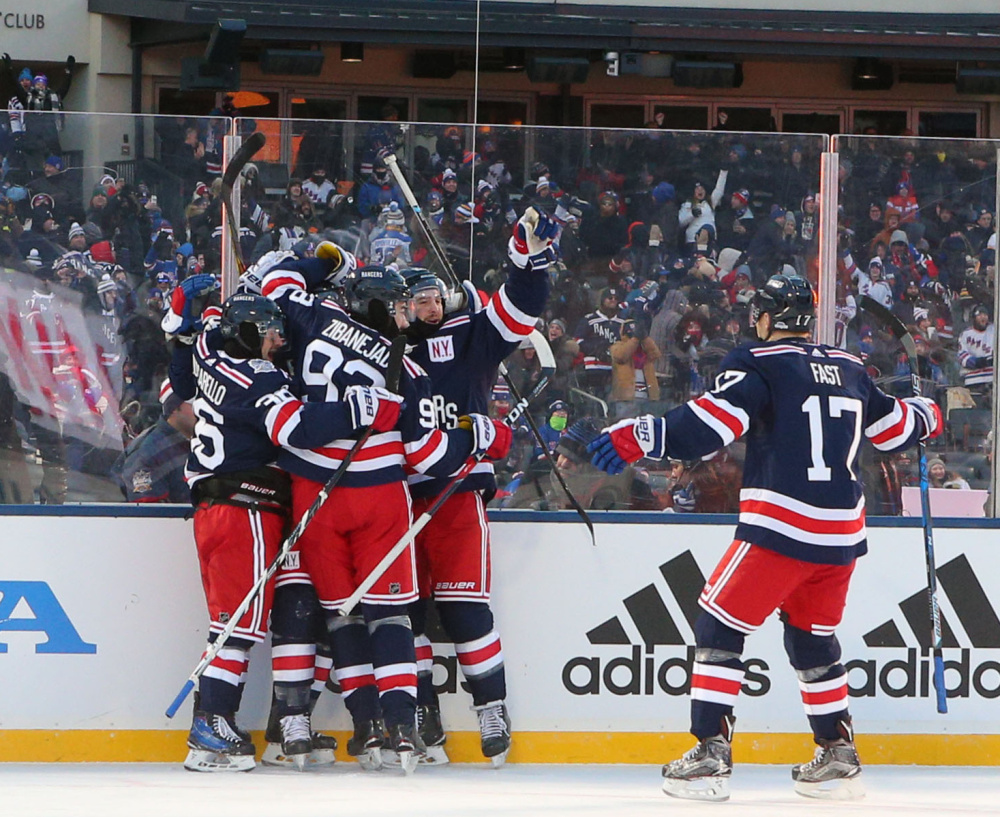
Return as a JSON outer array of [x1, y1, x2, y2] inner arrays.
[[345, 385, 404, 433], [904, 396, 944, 440], [459, 413, 513, 461], [587, 415, 667, 475]]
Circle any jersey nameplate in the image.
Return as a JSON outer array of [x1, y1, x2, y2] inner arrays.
[[428, 335, 455, 363]]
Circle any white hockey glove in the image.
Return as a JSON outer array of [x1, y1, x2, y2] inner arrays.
[[507, 206, 558, 271], [345, 385, 404, 433], [458, 413, 513, 461], [903, 396, 943, 440]]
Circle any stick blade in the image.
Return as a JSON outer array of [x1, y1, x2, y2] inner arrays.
[[222, 132, 266, 189]]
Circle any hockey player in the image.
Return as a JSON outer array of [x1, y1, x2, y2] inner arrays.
[[588, 274, 942, 801], [169, 289, 401, 772], [254, 254, 511, 773], [399, 207, 556, 766]]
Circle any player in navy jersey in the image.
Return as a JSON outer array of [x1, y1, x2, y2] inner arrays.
[[397, 207, 556, 766], [589, 274, 943, 802], [172, 293, 404, 772], [255, 257, 511, 772]]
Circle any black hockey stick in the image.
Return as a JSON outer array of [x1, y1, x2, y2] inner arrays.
[[385, 160, 595, 540], [859, 295, 947, 714], [338, 364, 554, 616], [500, 360, 596, 547], [220, 131, 266, 275], [382, 151, 462, 292], [166, 335, 407, 718]]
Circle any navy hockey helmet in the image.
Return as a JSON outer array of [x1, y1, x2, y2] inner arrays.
[[220, 293, 285, 357], [342, 265, 411, 336], [401, 267, 448, 300], [750, 273, 815, 333]]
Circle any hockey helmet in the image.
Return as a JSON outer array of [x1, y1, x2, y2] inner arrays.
[[750, 273, 815, 333], [402, 267, 448, 300], [220, 293, 286, 358], [341, 265, 411, 337]]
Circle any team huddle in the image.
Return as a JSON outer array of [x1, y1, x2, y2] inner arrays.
[[163, 207, 556, 775], [165, 201, 941, 799]]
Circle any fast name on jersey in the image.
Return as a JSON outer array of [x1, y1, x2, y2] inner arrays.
[[320, 319, 391, 368]]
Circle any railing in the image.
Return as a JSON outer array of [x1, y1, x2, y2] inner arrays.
[[0, 110, 995, 515]]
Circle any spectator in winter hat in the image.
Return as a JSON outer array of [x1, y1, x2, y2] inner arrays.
[[67, 222, 87, 252]]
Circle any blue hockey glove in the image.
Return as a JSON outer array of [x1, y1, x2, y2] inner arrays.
[[587, 415, 667, 475], [162, 273, 217, 335]]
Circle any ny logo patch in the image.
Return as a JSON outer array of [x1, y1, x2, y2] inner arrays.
[[428, 335, 455, 363], [284, 552, 300, 571]]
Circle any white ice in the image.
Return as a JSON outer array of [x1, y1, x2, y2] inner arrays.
[[0, 763, 996, 817]]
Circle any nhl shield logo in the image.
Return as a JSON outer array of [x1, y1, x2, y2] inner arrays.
[[389, 582, 402, 595], [428, 335, 454, 363]]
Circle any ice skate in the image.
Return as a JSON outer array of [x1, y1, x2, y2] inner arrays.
[[184, 711, 256, 773], [792, 739, 864, 800], [473, 701, 511, 768], [661, 716, 734, 802], [347, 718, 385, 771], [416, 704, 449, 765], [259, 712, 312, 771], [385, 722, 425, 776], [262, 705, 337, 769]]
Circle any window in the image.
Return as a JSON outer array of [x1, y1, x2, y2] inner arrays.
[[717, 107, 775, 132], [918, 111, 978, 139], [652, 104, 709, 130], [588, 103, 646, 129], [782, 112, 843, 135], [417, 98, 469, 124], [853, 110, 908, 136], [477, 99, 528, 126]]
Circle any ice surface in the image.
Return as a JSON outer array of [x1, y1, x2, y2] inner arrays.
[[0, 763, 996, 817]]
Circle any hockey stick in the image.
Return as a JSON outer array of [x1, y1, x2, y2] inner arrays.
[[501, 330, 596, 546], [337, 364, 553, 617], [859, 295, 947, 714], [386, 164, 594, 538], [382, 151, 461, 292], [166, 335, 407, 718], [220, 131, 266, 275]]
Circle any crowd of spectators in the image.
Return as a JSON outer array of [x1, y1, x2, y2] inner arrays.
[[0, 92, 994, 510]]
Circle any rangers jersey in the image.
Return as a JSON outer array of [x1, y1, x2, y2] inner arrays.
[[660, 339, 926, 565], [174, 329, 368, 490], [404, 266, 549, 498], [958, 323, 994, 387], [258, 272, 472, 488]]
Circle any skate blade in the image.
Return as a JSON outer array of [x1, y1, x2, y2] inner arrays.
[[489, 747, 510, 769], [398, 749, 418, 776], [183, 748, 255, 773], [261, 743, 336, 769], [662, 775, 730, 802], [794, 775, 865, 801], [354, 747, 383, 772], [422, 745, 450, 766]]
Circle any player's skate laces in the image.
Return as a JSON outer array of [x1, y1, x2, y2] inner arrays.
[[262, 708, 337, 769], [184, 712, 256, 773], [661, 716, 735, 802], [473, 701, 511, 767], [792, 739, 864, 800]]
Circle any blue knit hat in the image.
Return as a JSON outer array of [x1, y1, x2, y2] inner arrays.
[[18, 68, 31, 82]]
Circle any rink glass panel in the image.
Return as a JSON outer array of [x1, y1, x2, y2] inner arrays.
[[0, 111, 994, 513]]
